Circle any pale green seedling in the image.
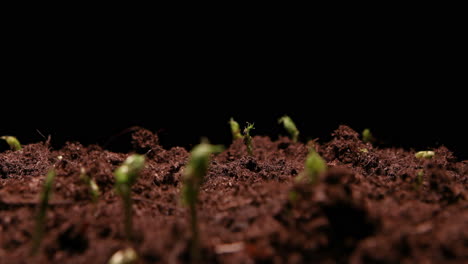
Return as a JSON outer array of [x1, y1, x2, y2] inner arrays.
[[278, 115, 299, 142], [182, 141, 223, 263], [296, 149, 327, 184], [1, 136, 22, 150], [30, 168, 56, 255], [114, 154, 145, 240], [243, 123, 255, 156], [229, 118, 243, 140]]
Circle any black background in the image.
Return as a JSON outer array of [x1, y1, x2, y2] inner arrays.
[[1, 28, 466, 159]]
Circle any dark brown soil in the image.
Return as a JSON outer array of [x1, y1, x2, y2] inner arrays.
[[1, 126, 467, 263]]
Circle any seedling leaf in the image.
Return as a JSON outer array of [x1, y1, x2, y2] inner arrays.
[[415, 151, 435, 159], [278, 115, 299, 142], [1, 136, 22, 151], [108, 247, 138, 264], [296, 149, 327, 184], [362, 129, 375, 144], [243, 123, 255, 156], [229, 118, 243, 140]]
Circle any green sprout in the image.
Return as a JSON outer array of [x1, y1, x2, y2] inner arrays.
[[229, 118, 243, 140], [80, 167, 100, 203], [1, 136, 22, 151], [296, 149, 327, 184], [359, 148, 369, 153], [114, 154, 145, 240], [243, 123, 255, 156], [30, 168, 56, 255], [415, 169, 424, 188], [182, 141, 223, 263], [415, 151, 435, 159], [278, 115, 299, 142], [108, 248, 138, 264], [362, 128, 375, 144]]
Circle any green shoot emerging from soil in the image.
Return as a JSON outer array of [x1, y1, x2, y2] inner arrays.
[[296, 149, 327, 184], [278, 115, 299, 142], [182, 141, 223, 263], [1, 136, 22, 151], [243, 123, 255, 155], [414, 169, 424, 189], [362, 128, 375, 144], [30, 168, 56, 255], [229, 118, 243, 140], [114, 154, 145, 240], [415, 151, 435, 159], [80, 168, 100, 203], [108, 247, 138, 264]]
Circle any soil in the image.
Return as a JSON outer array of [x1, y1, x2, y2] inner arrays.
[[0, 126, 467, 264]]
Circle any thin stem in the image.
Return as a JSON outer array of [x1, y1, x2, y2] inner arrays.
[[190, 202, 200, 264], [124, 194, 133, 241], [30, 203, 46, 255]]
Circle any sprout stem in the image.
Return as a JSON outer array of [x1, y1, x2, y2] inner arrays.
[[243, 123, 255, 156], [30, 168, 56, 256], [182, 142, 223, 263], [114, 154, 145, 240]]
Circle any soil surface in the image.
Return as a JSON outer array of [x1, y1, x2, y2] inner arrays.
[[0, 126, 467, 263]]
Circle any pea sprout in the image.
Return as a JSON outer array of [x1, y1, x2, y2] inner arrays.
[[278, 115, 299, 142], [182, 141, 223, 263], [114, 154, 145, 240], [243, 123, 255, 156], [229, 118, 243, 140], [30, 168, 56, 255], [1, 136, 22, 151], [296, 149, 327, 184]]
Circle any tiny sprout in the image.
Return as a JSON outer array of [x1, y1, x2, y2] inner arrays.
[[31, 168, 56, 255], [278, 115, 299, 142], [362, 129, 375, 144], [229, 118, 243, 140], [1, 136, 22, 151], [359, 148, 369, 153], [415, 169, 424, 187], [243, 123, 255, 156], [296, 149, 327, 184], [182, 141, 223, 263], [114, 154, 145, 240], [80, 168, 100, 203], [108, 248, 138, 264], [415, 151, 435, 159]]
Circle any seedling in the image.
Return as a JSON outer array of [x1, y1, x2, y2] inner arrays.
[[30, 168, 56, 255], [296, 149, 327, 184], [362, 129, 375, 144], [415, 151, 435, 159], [1, 136, 22, 151], [182, 141, 223, 263], [278, 115, 299, 142], [80, 167, 100, 203], [359, 148, 369, 153], [243, 123, 255, 156], [229, 118, 243, 140], [415, 169, 424, 188], [114, 154, 145, 240], [108, 247, 138, 264]]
